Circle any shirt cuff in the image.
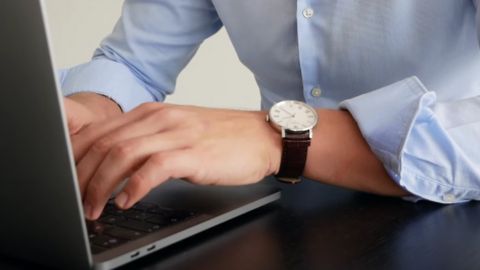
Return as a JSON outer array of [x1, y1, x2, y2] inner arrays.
[[339, 76, 469, 203], [60, 59, 159, 112]]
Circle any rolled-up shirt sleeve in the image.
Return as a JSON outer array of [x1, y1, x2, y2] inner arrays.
[[61, 59, 156, 112], [60, 0, 222, 112], [340, 77, 480, 203]]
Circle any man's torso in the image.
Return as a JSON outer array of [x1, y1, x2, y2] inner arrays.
[[212, 0, 480, 109]]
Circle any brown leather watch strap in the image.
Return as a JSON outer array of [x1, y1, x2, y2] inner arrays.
[[276, 132, 310, 183]]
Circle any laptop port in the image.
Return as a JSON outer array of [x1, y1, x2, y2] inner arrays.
[[147, 245, 156, 252], [130, 251, 140, 258]]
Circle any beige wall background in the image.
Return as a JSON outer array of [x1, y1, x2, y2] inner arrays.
[[44, 0, 260, 110]]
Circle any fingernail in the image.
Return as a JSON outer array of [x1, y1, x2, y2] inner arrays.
[[115, 192, 129, 209], [92, 206, 103, 220], [83, 202, 92, 219]]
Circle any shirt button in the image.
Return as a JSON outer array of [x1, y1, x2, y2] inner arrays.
[[442, 193, 456, 203], [303, 8, 314, 18], [311, 87, 322, 97]]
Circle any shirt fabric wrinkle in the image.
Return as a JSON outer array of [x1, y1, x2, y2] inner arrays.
[[61, 0, 480, 203]]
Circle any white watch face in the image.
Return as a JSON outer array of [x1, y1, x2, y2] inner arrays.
[[269, 100, 318, 132]]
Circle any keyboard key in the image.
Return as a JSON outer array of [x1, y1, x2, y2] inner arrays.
[[99, 215, 126, 225], [91, 234, 125, 248], [105, 207, 126, 216], [86, 221, 109, 234], [117, 219, 161, 233], [124, 209, 153, 221], [132, 202, 157, 212], [104, 226, 144, 241]]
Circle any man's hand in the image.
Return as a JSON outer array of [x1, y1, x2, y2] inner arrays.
[[64, 97, 97, 135], [64, 93, 122, 135], [72, 103, 282, 220]]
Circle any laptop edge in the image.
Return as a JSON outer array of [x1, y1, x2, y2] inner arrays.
[[0, 1, 280, 269]]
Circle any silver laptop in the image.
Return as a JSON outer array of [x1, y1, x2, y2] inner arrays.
[[0, 1, 281, 269]]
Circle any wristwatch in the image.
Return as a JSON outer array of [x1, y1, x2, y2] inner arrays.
[[267, 100, 318, 184]]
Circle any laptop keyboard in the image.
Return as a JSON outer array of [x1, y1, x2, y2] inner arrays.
[[87, 200, 197, 254]]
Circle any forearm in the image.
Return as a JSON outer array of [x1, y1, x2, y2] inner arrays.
[[303, 109, 408, 197]]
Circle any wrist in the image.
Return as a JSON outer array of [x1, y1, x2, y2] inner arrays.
[[257, 111, 282, 176], [265, 101, 318, 182], [244, 110, 282, 177], [68, 92, 122, 120], [268, 129, 282, 177]]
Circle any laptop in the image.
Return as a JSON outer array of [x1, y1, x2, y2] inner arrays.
[[0, 1, 281, 269]]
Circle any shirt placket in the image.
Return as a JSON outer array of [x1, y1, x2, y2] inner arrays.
[[297, 0, 323, 105]]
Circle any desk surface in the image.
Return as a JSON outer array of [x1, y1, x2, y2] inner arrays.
[[2, 180, 480, 270]]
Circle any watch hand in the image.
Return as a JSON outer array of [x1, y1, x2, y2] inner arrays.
[[280, 107, 294, 117]]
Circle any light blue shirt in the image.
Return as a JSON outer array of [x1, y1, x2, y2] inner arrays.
[[60, 0, 480, 203]]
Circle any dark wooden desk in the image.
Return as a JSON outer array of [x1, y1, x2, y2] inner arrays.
[[2, 180, 480, 270]]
